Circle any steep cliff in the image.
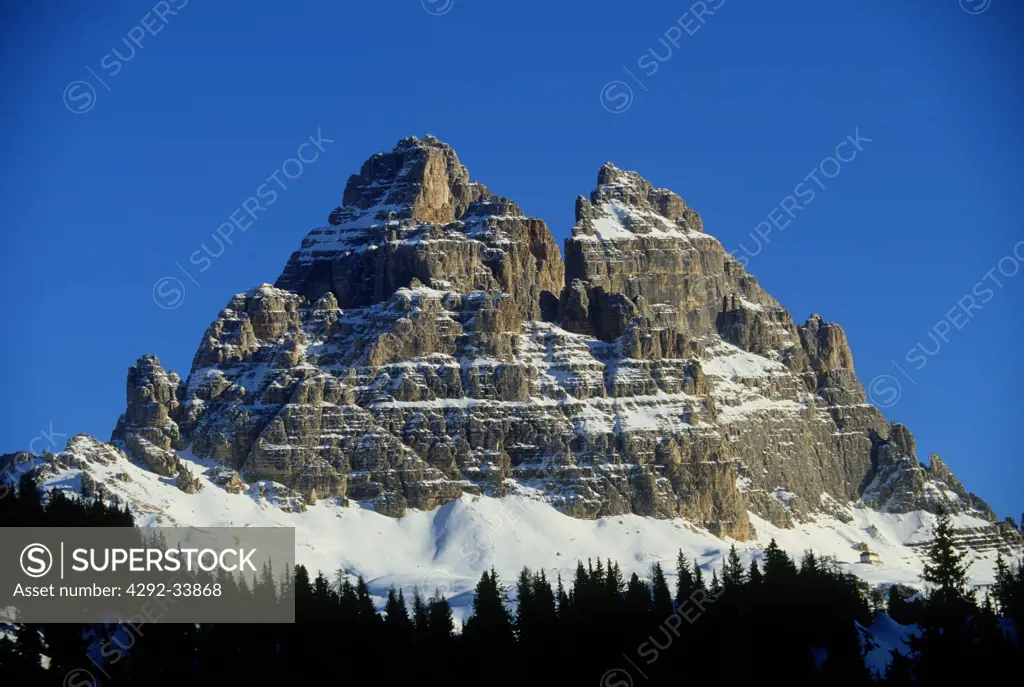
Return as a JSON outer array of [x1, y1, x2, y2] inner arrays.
[[89, 135, 1004, 542]]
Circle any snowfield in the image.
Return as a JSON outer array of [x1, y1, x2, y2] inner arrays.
[[4, 447, 1007, 630]]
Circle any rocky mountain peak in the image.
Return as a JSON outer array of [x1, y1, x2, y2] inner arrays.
[[576, 162, 703, 234], [335, 133, 488, 226], [275, 135, 563, 318], [110, 354, 184, 478], [798, 313, 855, 373], [10, 135, 1003, 545]]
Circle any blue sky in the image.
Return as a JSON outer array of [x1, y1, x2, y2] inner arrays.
[[1, 0, 1021, 518]]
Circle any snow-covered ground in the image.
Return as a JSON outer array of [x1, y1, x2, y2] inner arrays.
[[7, 447, 1009, 629], [859, 615, 919, 678]]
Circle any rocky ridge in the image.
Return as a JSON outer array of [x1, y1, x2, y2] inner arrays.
[[3, 134, 1018, 552]]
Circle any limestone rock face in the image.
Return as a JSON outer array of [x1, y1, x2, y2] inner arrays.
[[111, 355, 184, 477], [209, 466, 246, 494], [101, 137, 999, 537], [1, 435, 127, 495], [276, 135, 563, 323], [861, 430, 996, 520], [175, 467, 203, 494]]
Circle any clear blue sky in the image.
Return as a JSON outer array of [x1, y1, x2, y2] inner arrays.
[[1, 0, 1021, 519]]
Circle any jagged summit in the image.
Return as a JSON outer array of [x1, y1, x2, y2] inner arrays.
[[333, 134, 490, 225], [139, 141, 1009, 534], [275, 134, 563, 318], [4, 136, 1017, 559], [581, 162, 704, 235]]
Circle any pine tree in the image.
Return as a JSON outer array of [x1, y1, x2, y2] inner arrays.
[[531, 570, 559, 635], [383, 586, 413, 637], [279, 562, 294, 606], [572, 560, 589, 612], [991, 552, 1022, 620], [709, 569, 722, 597], [555, 573, 570, 620], [332, 567, 348, 595], [237, 570, 251, 599], [692, 560, 706, 593], [992, 552, 1010, 612], [605, 559, 625, 605], [338, 577, 357, 612], [312, 571, 332, 606], [355, 576, 380, 629], [981, 591, 995, 616], [747, 558, 762, 587], [921, 510, 974, 616], [625, 573, 652, 615], [464, 569, 514, 645], [412, 588, 430, 638], [799, 550, 818, 577], [763, 538, 797, 583], [675, 550, 696, 605], [723, 544, 745, 592], [906, 510, 982, 683], [293, 564, 313, 609], [515, 567, 535, 641], [16, 474, 43, 522], [972, 591, 1007, 669], [650, 562, 673, 617], [886, 585, 920, 625], [869, 588, 886, 617], [256, 560, 277, 606], [1015, 559, 1024, 618], [427, 590, 455, 642]]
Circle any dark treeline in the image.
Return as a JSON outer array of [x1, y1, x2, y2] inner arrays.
[[0, 473, 134, 528], [0, 475, 292, 684], [881, 512, 1024, 685], [1, 475, 1022, 685]]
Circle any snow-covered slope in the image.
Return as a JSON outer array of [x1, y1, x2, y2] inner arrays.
[[858, 615, 919, 678], [3, 437, 1010, 628]]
